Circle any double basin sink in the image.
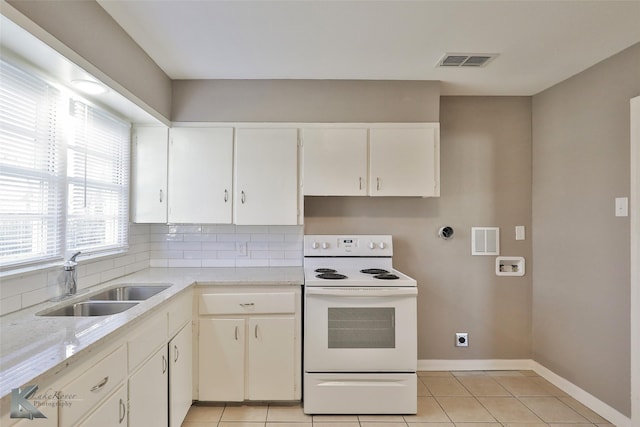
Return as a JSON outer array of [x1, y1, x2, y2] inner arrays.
[[37, 284, 171, 317]]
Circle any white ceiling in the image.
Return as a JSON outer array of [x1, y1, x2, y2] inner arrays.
[[98, 0, 640, 96]]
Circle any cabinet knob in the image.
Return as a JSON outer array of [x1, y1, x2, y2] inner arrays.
[[241, 191, 246, 204]]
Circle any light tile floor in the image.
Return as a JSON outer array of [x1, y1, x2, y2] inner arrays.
[[181, 371, 615, 427]]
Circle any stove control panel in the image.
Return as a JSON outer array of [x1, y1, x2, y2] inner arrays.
[[304, 235, 394, 257]]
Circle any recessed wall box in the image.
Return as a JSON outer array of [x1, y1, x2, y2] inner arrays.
[[471, 227, 500, 255], [496, 256, 525, 276]]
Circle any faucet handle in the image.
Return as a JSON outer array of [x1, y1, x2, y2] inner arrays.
[[64, 251, 82, 270]]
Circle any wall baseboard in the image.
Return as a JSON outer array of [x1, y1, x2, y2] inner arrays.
[[418, 359, 631, 427]]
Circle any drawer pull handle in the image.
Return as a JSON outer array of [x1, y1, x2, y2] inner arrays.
[[254, 324, 259, 339], [241, 191, 246, 204], [162, 354, 168, 374], [224, 189, 229, 202], [240, 303, 255, 308], [234, 326, 239, 341], [359, 177, 363, 190], [119, 398, 126, 424], [174, 344, 179, 363], [90, 376, 109, 392]]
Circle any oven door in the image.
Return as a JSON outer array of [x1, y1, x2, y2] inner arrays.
[[304, 286, 417, 372]]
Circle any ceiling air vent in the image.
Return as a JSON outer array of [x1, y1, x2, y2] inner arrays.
[[438, 53, 498, 68]]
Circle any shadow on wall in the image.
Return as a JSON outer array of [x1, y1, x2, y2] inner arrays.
[[304, 196, 440, 221]]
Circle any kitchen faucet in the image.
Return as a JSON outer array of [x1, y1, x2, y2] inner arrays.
[[63, 252, 81, 296]]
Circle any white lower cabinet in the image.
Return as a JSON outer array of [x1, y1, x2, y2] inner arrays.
[[59, 346, 127, 427], [198, 318, 245, 401], [247, 317, 296, 400], [169, 324, 192, 427], [78, 384, 127, 427], [129, 346, 169, 427], [197, 286, 301, 402]]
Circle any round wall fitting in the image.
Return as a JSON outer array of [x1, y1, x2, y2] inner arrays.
[[438, 226, 454, 240]]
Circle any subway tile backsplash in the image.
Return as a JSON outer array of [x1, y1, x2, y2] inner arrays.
[[148, 225, 303, 268], [0, 224, 151, 316], [0, 224, 303, 316]]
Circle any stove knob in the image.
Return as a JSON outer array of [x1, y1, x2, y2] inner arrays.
[[369, 242, 376, 250], [311, 242, 319, 249], [322, 242, 329, 249], [379, 242, 386, 249]]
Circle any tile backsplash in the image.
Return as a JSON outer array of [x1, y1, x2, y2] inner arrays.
[[0, 224, 303, 316], [0, 224, 151, 316], [149, 225, 303, 268]]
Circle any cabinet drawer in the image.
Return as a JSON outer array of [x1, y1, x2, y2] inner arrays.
[[77, 384, 127, 427], [200, 292, 296, 315], [59, 346, 127, 427], [168, 290, 193, 337], [128, 310, 168, 371]]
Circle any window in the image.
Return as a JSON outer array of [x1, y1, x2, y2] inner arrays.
[[67, 100, 130, 254], [0, 60, 64, 267], [0, 58, 130, 270]]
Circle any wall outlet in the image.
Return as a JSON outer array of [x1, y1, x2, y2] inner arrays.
[[237, 242, 248, 257], [455, 332, 469, 347]]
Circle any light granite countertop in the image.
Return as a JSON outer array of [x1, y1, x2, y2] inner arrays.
[[0, 267, 303, 403]]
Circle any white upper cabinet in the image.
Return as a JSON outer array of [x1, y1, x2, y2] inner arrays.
[[234, 128, 300, 225], [369, 126, 439, 197], [168, 127, 234, 223], [132, 126, 168, 223], [302, 128, 368, 196]]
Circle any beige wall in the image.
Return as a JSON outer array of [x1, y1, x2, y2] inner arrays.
[[305, 96, 533, 359], [7, 0, 172, 120], [172, 79, 440, 122], [531, 42, 640, 416]]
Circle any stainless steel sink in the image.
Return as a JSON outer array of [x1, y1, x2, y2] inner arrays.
[[38, 301, 139, 317], [87, 284, 171, 301]]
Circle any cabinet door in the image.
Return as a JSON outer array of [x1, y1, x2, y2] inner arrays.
[[168, 127, 233, 223], [369, 127, 439, 197], [302, 128, 368, 196], [132, 126, 168, 223], [198, 318, 245, 401], [77, 384, 127, 427], [129, 347, 168, 427], [169, 323, 192, 427], [248, 317, 296, 400], [235, 128, 299, 225]]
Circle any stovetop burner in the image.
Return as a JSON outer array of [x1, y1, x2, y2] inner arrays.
[[374, 273, 399, 280], [316, 272, 348, 280], [361, 268, 389, 275], [315, 268, 337, 273]]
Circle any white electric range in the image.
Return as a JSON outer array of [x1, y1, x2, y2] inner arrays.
[[303, 235, 418, 415]]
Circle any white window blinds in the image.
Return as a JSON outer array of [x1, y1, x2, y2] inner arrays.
[[0, 58, 131, 269], [0, 60, 64, 267], [67, 100, 130, 254]]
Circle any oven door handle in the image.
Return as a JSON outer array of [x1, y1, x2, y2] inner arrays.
[[305, 287, 417, 297]]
